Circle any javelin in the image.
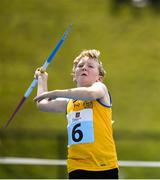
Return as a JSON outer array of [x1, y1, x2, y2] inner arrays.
[[3, 24, 72, 128]]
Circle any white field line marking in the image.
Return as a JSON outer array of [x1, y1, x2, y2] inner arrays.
[[0, 157, 160, 167]]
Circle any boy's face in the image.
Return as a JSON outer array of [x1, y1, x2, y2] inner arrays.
[[74, 56, 102, 87]]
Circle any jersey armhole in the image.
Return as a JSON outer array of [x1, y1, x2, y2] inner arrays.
[[97, 91, 112, 108]]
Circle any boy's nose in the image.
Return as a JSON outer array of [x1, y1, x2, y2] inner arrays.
[[82, 65, 87, 71]]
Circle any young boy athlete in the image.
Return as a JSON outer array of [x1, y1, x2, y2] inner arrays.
[[34, 49, 119, 179]]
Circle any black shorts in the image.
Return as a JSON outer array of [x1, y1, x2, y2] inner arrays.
[[69, 168, 119, 179]]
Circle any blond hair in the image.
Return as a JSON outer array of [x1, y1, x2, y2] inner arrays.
[[72, 49, 106, 79]]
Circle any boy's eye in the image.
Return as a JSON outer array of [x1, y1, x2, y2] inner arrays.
[[78, 64, 83, 68], [89, 65, 94, 68]]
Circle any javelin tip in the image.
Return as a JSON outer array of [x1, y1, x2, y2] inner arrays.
[[3, 96, 26, 129]]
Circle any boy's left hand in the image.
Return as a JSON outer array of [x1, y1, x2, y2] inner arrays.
[[34, 92, 49, 102]]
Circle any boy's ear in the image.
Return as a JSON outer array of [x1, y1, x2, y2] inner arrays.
[[72, 75, 76, 82], [98, 76, 103, 82]]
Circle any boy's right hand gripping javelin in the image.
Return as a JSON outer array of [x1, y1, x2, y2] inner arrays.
[[34, 67, 48, 81]]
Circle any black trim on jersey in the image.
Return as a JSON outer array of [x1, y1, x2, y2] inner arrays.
[[96, 91, 112, 108]]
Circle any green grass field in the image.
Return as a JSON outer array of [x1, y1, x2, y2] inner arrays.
[[0, 0, 160, 178]]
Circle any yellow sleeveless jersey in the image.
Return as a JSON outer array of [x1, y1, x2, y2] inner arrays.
[[66, 98, 118, 173]]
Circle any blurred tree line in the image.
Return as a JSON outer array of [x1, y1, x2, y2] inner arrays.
[[112, 0, 160, 11]]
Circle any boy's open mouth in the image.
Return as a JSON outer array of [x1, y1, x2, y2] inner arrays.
[[81, 73, 87, 76]]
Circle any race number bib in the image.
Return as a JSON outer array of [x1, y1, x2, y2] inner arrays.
[[67, 109, 94, 145]]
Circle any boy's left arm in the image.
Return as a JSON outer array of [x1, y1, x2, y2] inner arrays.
[[34, 82, 107, 102]]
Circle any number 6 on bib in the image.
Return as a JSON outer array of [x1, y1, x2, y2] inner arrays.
[[67, 109, 95, 145]]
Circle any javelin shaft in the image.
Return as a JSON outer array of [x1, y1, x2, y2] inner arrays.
[[4, 24, 72, 128], [25, 24, 72, 98]]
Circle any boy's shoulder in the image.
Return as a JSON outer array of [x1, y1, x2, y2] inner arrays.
[[92, 81, 108, 91]]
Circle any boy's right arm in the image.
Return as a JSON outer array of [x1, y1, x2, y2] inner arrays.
[[37, 98, 68, 113], [35, 68, 68, 113]]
